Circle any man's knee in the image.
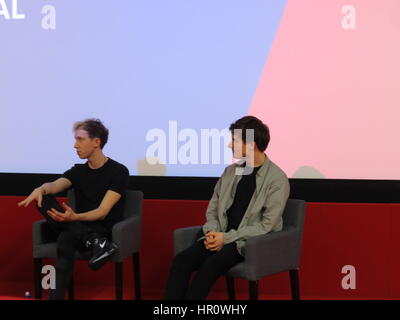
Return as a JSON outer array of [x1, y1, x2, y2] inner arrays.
[[40, 195, 55, 207], [42, 194, 53, 202], [36, 195, 59, 216], [36, 195, 50, 213]]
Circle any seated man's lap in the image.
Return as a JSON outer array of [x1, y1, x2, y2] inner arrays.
[[176, 241, 243, 273], [198, 243, 243, 271]]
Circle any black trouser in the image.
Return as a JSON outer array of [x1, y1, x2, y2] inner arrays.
[[36, 195, 109, 300], [164, 237, 244, 300]]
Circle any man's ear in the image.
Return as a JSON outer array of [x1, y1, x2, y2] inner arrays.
[[93, 137, 101, 148]]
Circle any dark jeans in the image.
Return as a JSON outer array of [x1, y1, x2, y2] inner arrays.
[[36, 195, 109, 300], [164, 236, 244, 300]]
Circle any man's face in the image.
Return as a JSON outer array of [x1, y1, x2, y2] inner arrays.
[[73, 129, 100, 159], [228, 133, 247, 159], [228, 132, 255, 160]]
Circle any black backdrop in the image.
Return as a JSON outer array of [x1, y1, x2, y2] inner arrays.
[[1, 173, 400, 203]]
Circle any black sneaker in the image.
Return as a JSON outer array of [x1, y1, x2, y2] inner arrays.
[[88, 238, 118, 271]]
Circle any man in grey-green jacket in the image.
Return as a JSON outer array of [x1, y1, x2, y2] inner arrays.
[[165, 116, 290, 300]]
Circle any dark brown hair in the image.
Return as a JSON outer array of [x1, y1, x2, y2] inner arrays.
[[73, 118, 109, 149], [229, 116, 270, 152]]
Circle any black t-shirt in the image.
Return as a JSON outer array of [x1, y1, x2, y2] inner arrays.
[[225, 165, 261, 232], [62, 158, 130, 229]]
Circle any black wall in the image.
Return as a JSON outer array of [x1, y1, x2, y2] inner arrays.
[[1, 173, 400, 203]]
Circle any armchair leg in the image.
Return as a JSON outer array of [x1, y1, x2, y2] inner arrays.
[[68, 276, 74, 300], [226, 275, 236, 300], [248, 280, 259, 300], [115, 262, 123, 300], [33, 258, 42, 299], [289, 269, 300, 300], [132, 253, 141, 300]]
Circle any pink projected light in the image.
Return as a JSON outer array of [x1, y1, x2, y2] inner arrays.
[[249, 0, 400, 179]]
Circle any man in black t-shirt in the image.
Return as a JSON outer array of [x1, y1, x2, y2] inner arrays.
[[18, 119, 129, 300]]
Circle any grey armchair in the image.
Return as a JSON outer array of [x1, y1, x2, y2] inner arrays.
[[32, 190, 143, 300], [173, 199, 306, 300]]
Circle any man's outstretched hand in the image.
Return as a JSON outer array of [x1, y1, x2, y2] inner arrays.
[[47, 202, 79, 222], [17, 187, 45, 208]]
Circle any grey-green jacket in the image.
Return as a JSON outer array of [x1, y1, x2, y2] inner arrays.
[[202, 155, 290, 256]]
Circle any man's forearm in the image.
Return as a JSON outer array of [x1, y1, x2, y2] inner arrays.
[[40, 178, 71, 195], [75, 208, 108, 222], [40, 182, 55, 195]]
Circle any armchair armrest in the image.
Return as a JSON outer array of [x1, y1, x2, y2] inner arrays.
[[243, 227, 301, 280], [173, 226, 202, 255], [112, 216, 141, 261]]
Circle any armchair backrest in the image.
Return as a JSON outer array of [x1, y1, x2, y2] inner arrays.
[[281, 199, 307, 259], [123, 190, 144, 219], [282, 199, 306, 232]]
